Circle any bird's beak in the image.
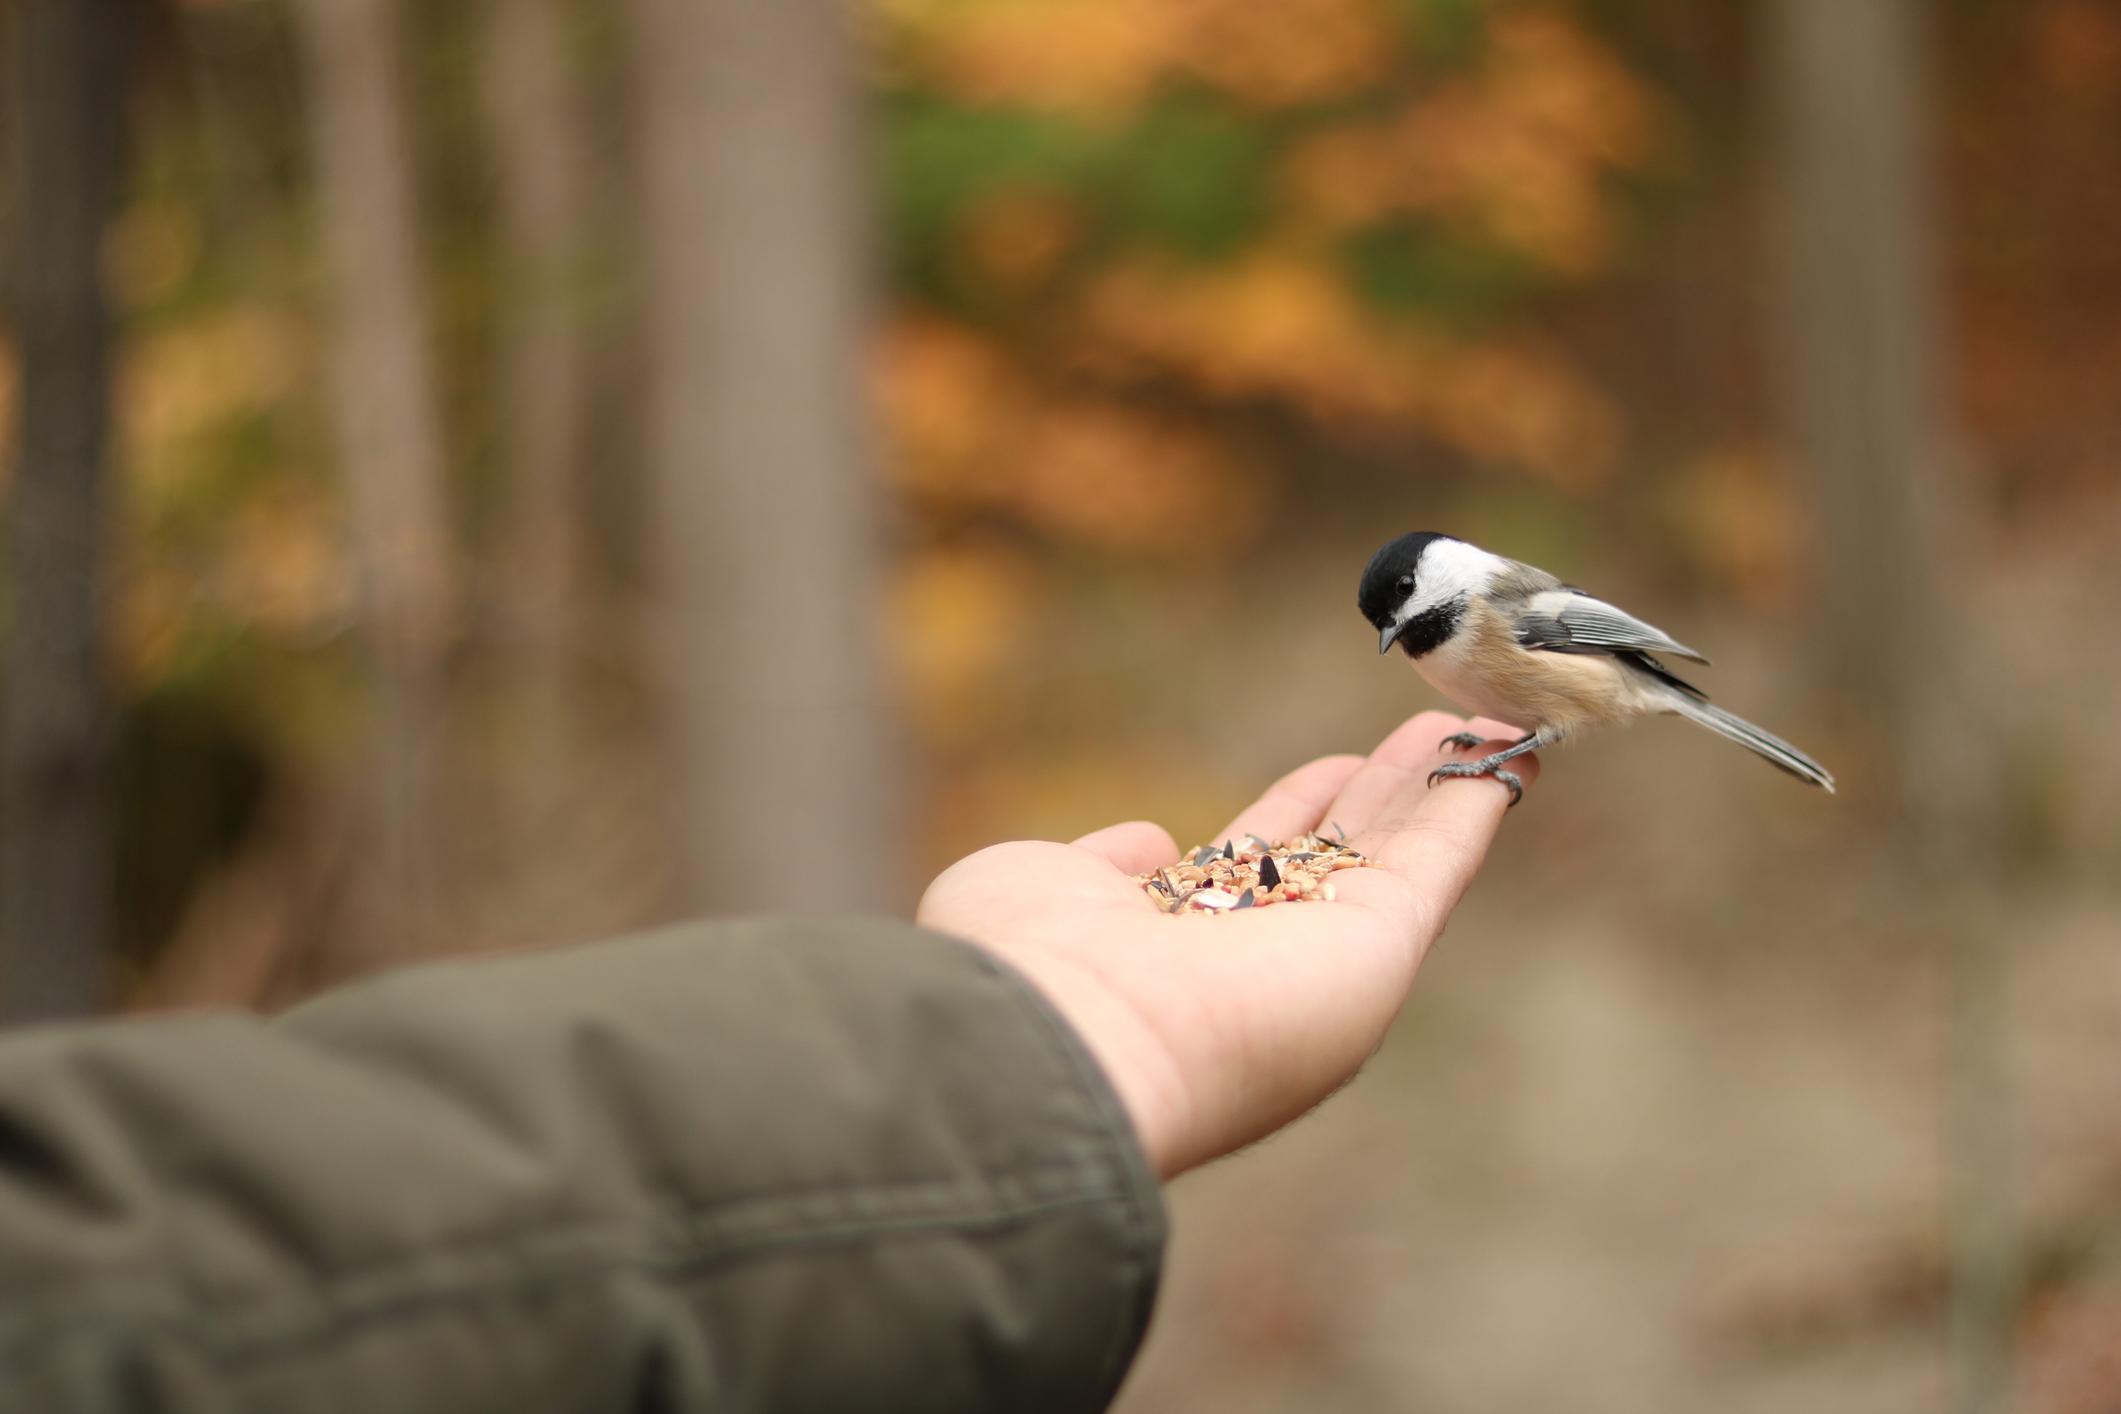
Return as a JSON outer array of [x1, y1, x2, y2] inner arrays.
[[1378, 622, 1402, 655]]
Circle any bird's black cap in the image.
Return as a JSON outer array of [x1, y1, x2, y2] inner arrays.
[[1357, 531, 1453, 629]]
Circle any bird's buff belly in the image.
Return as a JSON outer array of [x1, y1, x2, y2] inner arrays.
[[1408, 625, 1640, 740], [1410, 642, 1539, 734]]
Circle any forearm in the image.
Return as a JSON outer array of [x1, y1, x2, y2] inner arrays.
[[0, 918, 1164, 1414]]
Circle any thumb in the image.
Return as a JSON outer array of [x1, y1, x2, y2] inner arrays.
[[1069, 820, 1180, 875]]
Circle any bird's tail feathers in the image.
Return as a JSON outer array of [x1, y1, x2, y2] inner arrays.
[[1667, 697, 1835, 792]]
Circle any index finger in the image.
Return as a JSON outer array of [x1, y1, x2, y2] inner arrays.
[[1334, 732, 1539, 940], [1209, 708, 1480, 849], [1210, 753, 1367, 851], [1319, 712, 1515, 840]]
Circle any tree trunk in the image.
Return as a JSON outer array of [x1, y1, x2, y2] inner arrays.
[[1763, 4, 2011, 1409], [0, 0, 132, 1021], [481, 0, 586, 832], [626, 0, 896, 913], [291, 0, 457, 959]]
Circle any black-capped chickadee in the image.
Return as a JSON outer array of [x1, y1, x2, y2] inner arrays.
[[1358, 532, 1834, 804]]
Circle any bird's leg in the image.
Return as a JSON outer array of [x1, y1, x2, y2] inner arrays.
[[1437, 731, 1488, 751], [1427, 733, 1542, 807]]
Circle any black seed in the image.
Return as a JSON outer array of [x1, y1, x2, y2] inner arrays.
[[1194, 846, 1217, 867], [1258, 855, 1281, 889], [1287, 852, 1315, 862], [1245, 834, 1273, 851], [1234, 888, 1255, 908], [1330, 820, 1349, 842], [1221, 840, 1235, 860]]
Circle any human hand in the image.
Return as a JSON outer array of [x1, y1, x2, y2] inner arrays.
[[917, 711, 1535, 1179]]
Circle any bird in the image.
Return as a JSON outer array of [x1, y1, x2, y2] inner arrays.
[[1357, 532, 1833, 805]]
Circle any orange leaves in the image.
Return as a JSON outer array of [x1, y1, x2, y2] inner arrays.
[[123, 306, 309, 492], [1082, 249, 1418, 422], [1479, 9, 1659, 170], [883, 316, 1013, 495], [1410, 11, 1658, 273], [1283, 9, 1660, 273], [1418, 338, 1620, 488], [1012, 398, 1244, 550], [2038, 0, 2121, 99], [954, 185, 1085, 288], [1075, 250, 1619, 484], [891, 1, 1659, 271], [1278, 123, 1404, 234], [1668, 446, 1801, 609], [886, 259, 1622, 524], [115, 483, 354, 686], [880, 315, 1256, 552], [883, 0, 1184, 116], [878, 0, 1661, 570], [884, 0, 1399, 117], [1173, 0, 1399, 110], [878, 2, 1658, 508], [110, 302, 347, 684], [216, 486, 357, 639], [890, 542, 1041, 738]]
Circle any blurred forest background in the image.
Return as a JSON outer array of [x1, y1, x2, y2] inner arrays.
[[5, 0, 2121, 1409]]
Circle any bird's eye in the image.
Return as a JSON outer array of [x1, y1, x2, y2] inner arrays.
[[1396, 574, 1415, 594]]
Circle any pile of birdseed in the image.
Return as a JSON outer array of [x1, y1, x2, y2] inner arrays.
[[1134, 830, 1376, 915]]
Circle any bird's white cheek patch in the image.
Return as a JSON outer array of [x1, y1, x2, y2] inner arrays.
[[1405, 539, 1504, 619]]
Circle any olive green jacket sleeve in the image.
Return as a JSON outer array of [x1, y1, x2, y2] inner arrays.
[[0, 917, 1166, 1414]]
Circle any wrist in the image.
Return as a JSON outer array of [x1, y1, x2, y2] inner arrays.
[[972, 941, 1195, 1179]]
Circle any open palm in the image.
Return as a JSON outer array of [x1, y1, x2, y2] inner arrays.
[[919, 710, 1534, 1178]]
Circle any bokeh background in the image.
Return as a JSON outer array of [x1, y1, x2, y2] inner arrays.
[[4, 0, 2121, 1408]]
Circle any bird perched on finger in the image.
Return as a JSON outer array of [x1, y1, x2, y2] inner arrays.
[[1357, 532, 1833, 804]]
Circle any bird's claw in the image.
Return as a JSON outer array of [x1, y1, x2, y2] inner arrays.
[[1426, 760, 1526, 807], [1438, 731, 1487, 751]]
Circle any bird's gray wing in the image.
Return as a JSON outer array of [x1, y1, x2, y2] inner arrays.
[[1511, 588, 1711, 664]]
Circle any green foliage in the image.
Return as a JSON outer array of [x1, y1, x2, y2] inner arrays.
[[885, 99, 1092, 274], [1090, 95, 1273, 259], [1392, 0, 1492, 64], [1341, 221, 1539, 328], [886, 90, 1273, 304]]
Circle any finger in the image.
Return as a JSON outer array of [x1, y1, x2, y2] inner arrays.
[[1070, 820, 1180, 875], [1415, 716, 1533, 813], [1212, 754, 1366, 850], [1313, 711, 1480, 840], [1338, 736, 1540, 931], [1357, 727, 1539, 847]]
